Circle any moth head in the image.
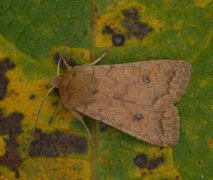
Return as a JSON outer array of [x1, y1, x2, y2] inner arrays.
[[50, 74, 71, 103], [51, 75, 64, 88], [50, 68, 74, 92]]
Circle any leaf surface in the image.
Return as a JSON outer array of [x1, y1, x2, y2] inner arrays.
[[0, 0, 212, 179]]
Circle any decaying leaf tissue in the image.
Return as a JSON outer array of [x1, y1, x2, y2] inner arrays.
[[52, 59, 191, 147]]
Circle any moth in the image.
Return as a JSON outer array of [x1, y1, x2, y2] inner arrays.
[[44, 54, 191, 147]]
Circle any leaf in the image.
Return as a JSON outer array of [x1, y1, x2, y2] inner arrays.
[[0, 0, 212, 179]]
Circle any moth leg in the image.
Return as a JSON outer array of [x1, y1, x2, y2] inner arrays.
[[57, 56, 62, 76], [90, 48, 109, 65], [71, 110, 95, 147], [48, 101, 62, 124], [34, 86, 54, 129]]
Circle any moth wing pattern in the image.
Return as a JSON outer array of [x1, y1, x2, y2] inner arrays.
[[73, 60, 192, 147]]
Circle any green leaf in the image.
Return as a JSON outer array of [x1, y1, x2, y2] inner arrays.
[[0, 0, 212, 179]]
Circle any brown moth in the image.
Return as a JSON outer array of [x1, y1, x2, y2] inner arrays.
[[51, 59, 191, 147]]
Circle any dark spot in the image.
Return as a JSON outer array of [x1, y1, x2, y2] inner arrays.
[[0, 58, 15, 100], [29, 129, 88, 157], [0, 74, 8, 100], [176, 176, 180, 180], [0, 58, 15, 72], [54, 53, 78, 69], [133, 113, 144, 121], [0, 108, 3, 117], [51, 101, 59, 106], [82, 30, 88, 36], [122, 7, 152, 39], [147, 156, 165, 170], [122, 20, 152, 39], [112, 34, 125, 46], [122, 7, 139, 21], [159, 147, 163, 150], [198, 160, 202, 165], [0, 112, 24, 135], [95, 5, 98, 13], [0, 110, 23, 177], [102, 25, 115, 34], [133, 153, 147, 168], [29, 94, 36, 100], [131, 22, 152, 39], [141, 172, 148, 176], [134, 153, 165, 170], [52, 88, 60, 96], [0, 135, 23, 178], [142, 76, 150, 83], [99, 122, 108, 132]]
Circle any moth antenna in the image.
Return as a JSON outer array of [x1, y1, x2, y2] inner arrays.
[[71, 110, 95, 147], [33, 86, 55, 134], [90, 47, 110, 65], [61, 56, 72, 70], [34, 55, 62, 131], [48, 101, 62, 124], [57, 56, 62, 76]]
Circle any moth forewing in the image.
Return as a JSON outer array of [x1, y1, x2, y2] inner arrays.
[[55, 60, 192, 147]]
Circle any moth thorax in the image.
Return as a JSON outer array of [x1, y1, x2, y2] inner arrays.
[[56, 67, 98, 109]]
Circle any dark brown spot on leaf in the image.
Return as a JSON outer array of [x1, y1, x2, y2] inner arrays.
[[198, 160, 202, 165], [95, 5, 98, 13], [0, 112, 24, 135], [82, 30, 88, 36], [0, 135, 23, 178], [0, 108, 3, 116], [29, 94, 36, 100], [176, 176, 180, 180], [147, 156, 165, 170], [122, 7, 139, 21], [51, 101, 59, 107], [133, 153, 147, 168], [54, 53, 78, 69], [102, 25, 115, 34], [0, 58, 15, 72], [0, 75, 8, 100], [134, 153, 165, 170], [29, 129, 87, 157], [122, 7, 152, 39], [112, 34, 125, 46], [0, 58, 15, 100], [99, 122, 108, 132], [131, 22, 152, 39], [133, 113, 144, 121]]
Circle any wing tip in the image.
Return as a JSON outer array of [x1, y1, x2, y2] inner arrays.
[[169, 61, 192, 103]]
